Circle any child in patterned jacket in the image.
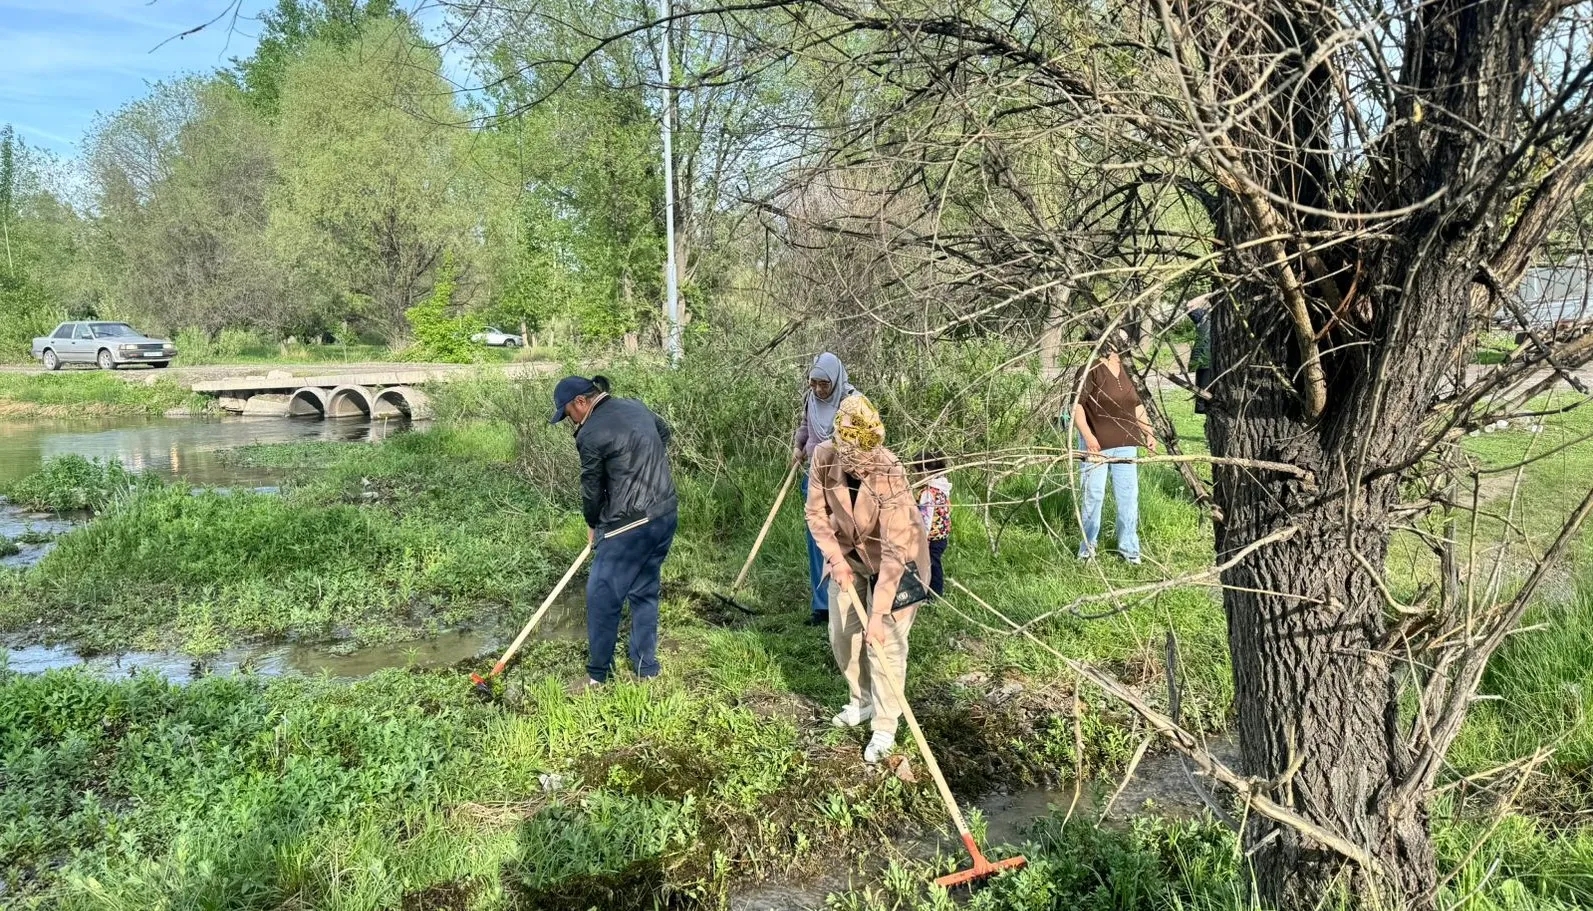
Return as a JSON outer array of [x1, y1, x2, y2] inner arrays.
[[914, 452, 951, 596]]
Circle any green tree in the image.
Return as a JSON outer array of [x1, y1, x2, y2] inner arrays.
[[402, 254, 475, 362], [479, 94, 665, 342], [88, 78, 290, 336], [229, 0, 402, 116], [0, 125, 73, 358], [269, 18, 483, 343]]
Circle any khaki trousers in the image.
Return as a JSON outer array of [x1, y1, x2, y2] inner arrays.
[[828, 578, 915, 735]]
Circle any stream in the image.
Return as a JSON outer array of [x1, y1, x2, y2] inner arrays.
[[0, 584, 591, 683], [0, 412, 409, 489], [0, 413, 418, 568]]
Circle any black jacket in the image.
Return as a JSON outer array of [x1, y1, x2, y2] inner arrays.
[[575, 395, 677, 535]]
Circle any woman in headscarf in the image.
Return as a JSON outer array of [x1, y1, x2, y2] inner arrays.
[[792, 352, 857, 624], [805, 394, 932, 764]]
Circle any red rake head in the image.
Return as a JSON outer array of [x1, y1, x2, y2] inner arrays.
[[469, 672, 494, 699], [933, 854, 1027, 889], [933, 834, 1027, 889]]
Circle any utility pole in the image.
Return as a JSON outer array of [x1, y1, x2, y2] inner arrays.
[[658, 0, 682, 365]]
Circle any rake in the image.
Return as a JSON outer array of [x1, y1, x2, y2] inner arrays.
[[713, 459, 801, 615], [471, 543, 592, 698], [839, 580, 1027, 888]]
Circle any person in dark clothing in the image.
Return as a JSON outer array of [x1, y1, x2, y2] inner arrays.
[[1186, 293, 1214, 414], [550, 375, 678, 685]]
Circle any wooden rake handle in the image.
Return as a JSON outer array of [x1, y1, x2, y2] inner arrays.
[[839, 580, 973, 840], [731, 460, 802, 592], [483, 543, 592, 679]]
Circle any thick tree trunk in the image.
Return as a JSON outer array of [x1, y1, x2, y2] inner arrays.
[[1205, 256, 1478, 907], [1208, 383, 1436, 906]]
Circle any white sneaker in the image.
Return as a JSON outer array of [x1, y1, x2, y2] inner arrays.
[[864, 730, 896, 763], [831, 703, 874, 728]]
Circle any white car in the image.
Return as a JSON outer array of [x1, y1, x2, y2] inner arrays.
[[32, 321, 177, 370], [470, 326, 525, 348]]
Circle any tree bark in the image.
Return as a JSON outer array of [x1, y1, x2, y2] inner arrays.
[[1208, 373, 1438, 906], [1205, 240, 1484, 907]]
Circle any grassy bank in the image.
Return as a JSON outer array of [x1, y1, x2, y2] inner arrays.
[[0, 372, 206, 417], [3, 354, 1593, 909]]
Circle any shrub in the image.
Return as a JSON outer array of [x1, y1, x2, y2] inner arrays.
[[173, 326, 273, 364], [0, 270, 60, 364], [3, 455, 154, 513], [403, 256, 477, 364]]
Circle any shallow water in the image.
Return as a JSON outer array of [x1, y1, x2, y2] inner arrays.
[[0, 585, 590, 683], [0, 413, 411, 489], [975, 738, 1240, 846], [724, 739, 1242, 910], [0, 630, 498, 682], [0, 505, 76, 568]]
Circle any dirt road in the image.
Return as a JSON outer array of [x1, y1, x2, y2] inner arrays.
[[0, 360, 561, 386]]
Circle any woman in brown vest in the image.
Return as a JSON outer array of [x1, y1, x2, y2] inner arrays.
[[1071, 332, 1157, 564]]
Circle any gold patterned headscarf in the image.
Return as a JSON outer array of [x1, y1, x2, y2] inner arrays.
[[833, 394, 885, 476]]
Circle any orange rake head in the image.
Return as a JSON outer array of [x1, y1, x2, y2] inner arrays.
[[933, 834, 1027, 889], [470, 661, 508, 699]]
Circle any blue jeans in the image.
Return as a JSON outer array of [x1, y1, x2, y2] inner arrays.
[[1078, 445, 1140, 559], [802, 471, 830, 617], [586, 511, 677, 682]]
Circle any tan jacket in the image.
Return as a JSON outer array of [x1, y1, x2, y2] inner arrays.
[[805, 440, 932, 613]]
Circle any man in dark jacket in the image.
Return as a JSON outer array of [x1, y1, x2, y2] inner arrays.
[[551, 375, 678, 684]]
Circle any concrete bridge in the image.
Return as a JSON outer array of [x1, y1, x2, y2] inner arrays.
[[189, 363, 556, 420]]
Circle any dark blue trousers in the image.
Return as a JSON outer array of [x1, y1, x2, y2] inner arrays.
[[802, 472, 830, 618], [586, 511, 677, 682]]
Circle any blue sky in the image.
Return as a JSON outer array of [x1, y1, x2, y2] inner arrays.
[[0, 0, 273, 154]]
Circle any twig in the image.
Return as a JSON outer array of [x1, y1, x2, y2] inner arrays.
[[1020, 525, 1299, 630]]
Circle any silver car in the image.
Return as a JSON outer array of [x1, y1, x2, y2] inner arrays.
[[470, 326, 525, 348], [32, 322, 178, 370]]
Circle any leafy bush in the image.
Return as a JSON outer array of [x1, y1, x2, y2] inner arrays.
[[403, 256, 477, 364], [0, 270, 60, 363], [430, 373, 582, 507], [173, 326, 272, 364], [3, 455, 154, 512]]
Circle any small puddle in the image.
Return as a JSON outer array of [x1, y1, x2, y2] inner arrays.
[[534, 586, 590, 641], [975, 738, 1241, 848], [0, 503, 80, 570], [727, 740, 1242, 910], [730, 877, 844, 911]]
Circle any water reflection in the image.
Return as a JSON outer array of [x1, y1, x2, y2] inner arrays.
[[0, 414, 419, 488]]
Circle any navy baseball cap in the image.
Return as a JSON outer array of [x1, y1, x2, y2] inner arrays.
[[550, 376, 597, 424]]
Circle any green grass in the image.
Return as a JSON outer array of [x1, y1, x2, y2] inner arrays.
[[0, 372, 204, 416], [0, 427, 570, 654], [0, 667, 924, 910]]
